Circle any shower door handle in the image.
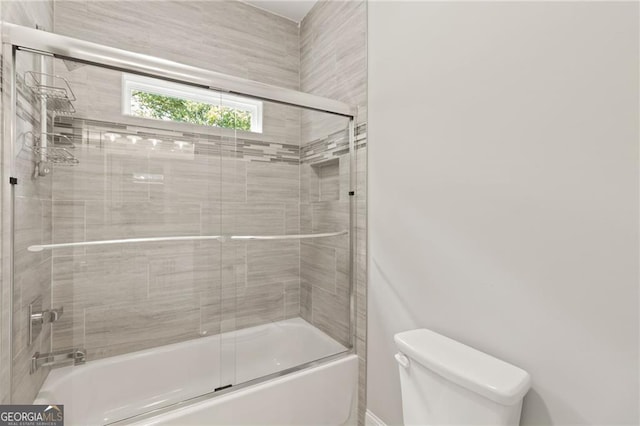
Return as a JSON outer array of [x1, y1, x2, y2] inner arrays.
[[31, 307, 64, 325]]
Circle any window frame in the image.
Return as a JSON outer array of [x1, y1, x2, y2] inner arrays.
[[122, 73, 263, 133]]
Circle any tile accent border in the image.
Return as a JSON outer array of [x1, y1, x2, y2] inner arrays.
[[301, 123, 367, 164], [54, 117, 301, 165]]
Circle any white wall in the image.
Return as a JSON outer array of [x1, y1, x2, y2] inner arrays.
[[367, 2, 639, 425]]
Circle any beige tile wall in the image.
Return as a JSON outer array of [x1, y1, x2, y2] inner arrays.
[[46, 0, 309, 365], [299, 142, 351, 346], [55, 1, 299, 89], [48, 114, 307, 361], [53, 0, 302, 146], [300, 1, 368, 424], [0, 0, 55, 404]]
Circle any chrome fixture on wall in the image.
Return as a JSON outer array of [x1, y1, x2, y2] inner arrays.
[[28, 296, 63, 346], [31, 348, 86, 374], [24, 71, 76, 115], [22, 132, 78, 175], [22, 70, 78, 176]]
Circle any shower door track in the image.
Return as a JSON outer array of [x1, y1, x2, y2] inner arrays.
[[105, 350, 355, 426], [0, 23, 356, 117]]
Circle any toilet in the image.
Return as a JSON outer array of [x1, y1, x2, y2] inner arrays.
[[394, 329, 531, 425]]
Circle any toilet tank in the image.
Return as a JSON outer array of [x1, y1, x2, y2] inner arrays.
[[394, 329, 531, 426]]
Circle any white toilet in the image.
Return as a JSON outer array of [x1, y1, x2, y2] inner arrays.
[[394, 329, 531, 425]]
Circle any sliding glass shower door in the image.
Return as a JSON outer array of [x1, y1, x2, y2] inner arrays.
[[8, 46, 353, 423], [219, 101, 352, 389], [10, 49, 226, 421]]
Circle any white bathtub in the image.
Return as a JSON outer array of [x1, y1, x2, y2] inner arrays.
[[34, 318, 357, 426]]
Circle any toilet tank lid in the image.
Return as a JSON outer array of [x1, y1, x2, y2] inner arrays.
[[394, 329, 531, 406]]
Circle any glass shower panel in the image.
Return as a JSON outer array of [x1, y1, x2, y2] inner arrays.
[[10, 44, 55, 405], [9, 46, 354, 421], [219, 100, 353, 388], [11, 50, 225, 422], [299, 108, 353, 348]]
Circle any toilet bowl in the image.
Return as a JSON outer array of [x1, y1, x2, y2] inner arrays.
[[394, 329, 531, 425]]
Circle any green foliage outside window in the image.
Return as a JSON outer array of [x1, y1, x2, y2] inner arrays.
[[131, 91, 252, 131]]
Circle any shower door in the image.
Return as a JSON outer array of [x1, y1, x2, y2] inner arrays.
[[9, 49, 226, 422], [7, 42, 355, 423], [218, 101, 354, 389]]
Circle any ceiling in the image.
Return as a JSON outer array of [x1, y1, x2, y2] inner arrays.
[[243, 0, 318, 23]]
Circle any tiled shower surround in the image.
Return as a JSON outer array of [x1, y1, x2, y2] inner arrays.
[[49, 116, 362, 359], [1, 0, 367, 420], [300, 1, 368, 422]]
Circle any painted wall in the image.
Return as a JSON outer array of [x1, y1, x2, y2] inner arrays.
[[368, 2, 638, 425]]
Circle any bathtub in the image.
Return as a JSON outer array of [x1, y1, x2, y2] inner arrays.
[[34, 318, 357, 425]]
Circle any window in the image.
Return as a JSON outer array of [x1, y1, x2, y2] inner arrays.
[[122, 74, 263, 133]]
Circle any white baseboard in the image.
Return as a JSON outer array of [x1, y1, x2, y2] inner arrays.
[[365, 410, 387, 426]]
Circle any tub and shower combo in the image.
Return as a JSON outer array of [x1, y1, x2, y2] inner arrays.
[[1, 23, 360, 425]]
